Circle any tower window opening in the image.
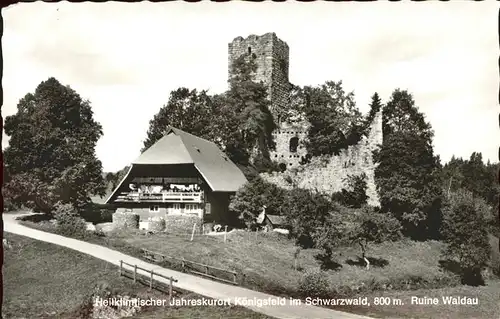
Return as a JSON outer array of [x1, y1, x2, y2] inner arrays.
[[248, 47, 252, 54], [289, 137, 299, 153]]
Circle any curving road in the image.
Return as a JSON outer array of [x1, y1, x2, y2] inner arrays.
[[3, 213, 374, 319]]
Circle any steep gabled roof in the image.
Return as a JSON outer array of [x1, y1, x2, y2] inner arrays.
[[108, 127, 247, 202], [133, 132, 193, 165]]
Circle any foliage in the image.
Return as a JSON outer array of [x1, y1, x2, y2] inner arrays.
[[297, 269, 330, 298], [331, 173, 368, 208], [366, 93, 382, 123], [3, 78, 105, 213], [141, 54, 276, 171], [54, 202, 89, 239], [142, 88, 216, 152], [252, 156, 281, 174], [349, 206, 402, 261], [229, 177, 287, 229], [442, 153, 499, 214], [441, 189, 491, 285], [301, 81, 364, 156], [311, 212, 344, 270], [283, 188, 333, 248], [277, 84, 307, 125], [105, 165, 130, 191], [374, 89, 443, 240], [222, 54, 277, 165]]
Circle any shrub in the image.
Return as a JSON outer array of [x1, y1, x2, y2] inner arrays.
[[229, 177, 287, 229], [349, 206, 402, 262], [54, 202, 89, 239], [253, 157, 281, 174], [441, 189, 490, 286], [283, 188, 332, 248], [331, 173, 368, 208], [312, 213, 344, 270], [298, 269, 330, 298]]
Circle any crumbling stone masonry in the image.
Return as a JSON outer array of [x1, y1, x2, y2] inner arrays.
[[261, 111, 383, 206], [228, 32, 291, 119], [228, 33, 383, 206]]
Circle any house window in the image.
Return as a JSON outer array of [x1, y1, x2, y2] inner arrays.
[[186, 204, 198, 211], [185, 204, 199, 213], [149, 205, 159, 212], [172, 203, 181, 210], [289, 137, 299, 153], [205, 203, 211, 215]]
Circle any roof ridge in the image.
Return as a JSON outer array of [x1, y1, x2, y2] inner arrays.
[[171, 127, 222, 152]]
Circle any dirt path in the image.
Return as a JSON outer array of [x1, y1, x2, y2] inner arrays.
[[3, 213, 373, 319]]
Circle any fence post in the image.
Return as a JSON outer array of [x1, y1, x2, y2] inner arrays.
[[169, 277, 173, 301], [182, 258, 185, 272], [233, 272, 237, 284], [119, 260, 123, 277], [133, 264, 137, 283], [205, 266, 209, 275], [224, 225, 227, 243], [150, 270, 154, 290], [190, 223, 196, 241]]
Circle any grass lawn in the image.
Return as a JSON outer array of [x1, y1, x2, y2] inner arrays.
[[97, 229, 462, 296], [16, 217, 500, 319], [2, 233, 273, 319], [346, 279, 500, 319]]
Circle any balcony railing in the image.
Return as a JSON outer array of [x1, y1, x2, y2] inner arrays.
[[115, 191, 203, 203]]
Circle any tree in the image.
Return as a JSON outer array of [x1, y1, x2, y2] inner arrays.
[[441, 189, 490, 286], [283, 188, 333, 248], [278, 84, 307, 126], [302, 81, 364, 156], [4, 77, 105, 213], [142, 88, 215, 152], [331, 173, 368, 208], [349, 206, 402, 269], [312, 212, 345, 270], [374, 89, 443, 240], [229, 177, 287, 229], [222, 54, 276, 165], [441, 155, 466, 197], [441, 153, 499, 227]]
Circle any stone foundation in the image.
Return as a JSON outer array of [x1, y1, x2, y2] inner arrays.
[[112, 211, 140, 229]]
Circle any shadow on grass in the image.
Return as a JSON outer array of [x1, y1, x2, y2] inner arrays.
[[439, 259, 485, 286], [17, 213, 53, 223], [314, 253, 343, 271], [345, 256, 389, 268]]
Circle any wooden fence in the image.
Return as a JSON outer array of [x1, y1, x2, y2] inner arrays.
[[119, 260, 178, 298], [140, 248, 239, 285]]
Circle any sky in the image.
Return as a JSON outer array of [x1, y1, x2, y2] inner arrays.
[[3, 1, 499, 173]]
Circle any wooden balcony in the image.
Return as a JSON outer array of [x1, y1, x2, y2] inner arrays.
[[115, 191, 203, 203]]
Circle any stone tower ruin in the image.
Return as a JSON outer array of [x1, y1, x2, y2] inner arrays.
[[228, 32, 383, 206], [228, 32, 290, 121]]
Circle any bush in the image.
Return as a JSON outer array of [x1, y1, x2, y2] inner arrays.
[[80, 203, 115, 224], [312, 213, 344, 270], [54, 202, 89, 239], [441, 189, 490, 286], [229, 177, 287, 229], [331, 173, 368, 208], [283, 188, 333, 248], [349, 206, 402, 261], [298, 269, 330, 298]]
